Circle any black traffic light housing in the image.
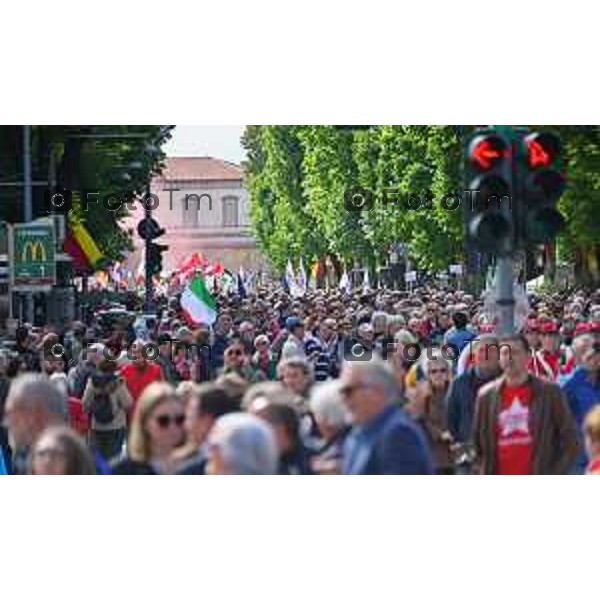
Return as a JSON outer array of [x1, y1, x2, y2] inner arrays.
[[147, 241, 168, 277], [517, 131, 566, 245], [139, 215, 168, 277], [464, 131, 514, 255]]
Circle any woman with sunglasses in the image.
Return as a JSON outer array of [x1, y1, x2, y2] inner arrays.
[[112, 382, 186, 474], [406, 350, 455, 474]]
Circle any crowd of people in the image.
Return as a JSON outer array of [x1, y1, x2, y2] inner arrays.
[[1, 282, 600, 475]]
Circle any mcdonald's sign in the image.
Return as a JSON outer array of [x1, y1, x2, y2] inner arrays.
[[21, 240, 47, 263], [11, 223, 56, 288]]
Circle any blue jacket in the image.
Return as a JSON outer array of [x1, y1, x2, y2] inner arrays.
[[560, 366, 600, 468], [446, 328, 476, 355], [342, 405, 434, 475]]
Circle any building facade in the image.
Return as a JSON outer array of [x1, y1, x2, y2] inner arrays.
[[126, 157, 266, 273]]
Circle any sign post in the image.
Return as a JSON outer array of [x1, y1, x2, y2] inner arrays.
[[11, 223, 56, 292]]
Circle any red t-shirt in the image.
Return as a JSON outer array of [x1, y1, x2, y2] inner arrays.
[[586, 458, 600, 475], [120, 362, 163, 418], [496, 383, 533, 475]]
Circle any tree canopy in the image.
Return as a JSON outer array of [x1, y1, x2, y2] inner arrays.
[[242, 125, 600, 284]]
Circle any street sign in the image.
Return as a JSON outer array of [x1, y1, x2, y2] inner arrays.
[[449, 264, 463, 275], [405, 270, 417, 283], [11, 223, 56, 290]]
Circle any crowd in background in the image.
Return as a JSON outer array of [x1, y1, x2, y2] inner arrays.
[[2, 283, 600, 475]]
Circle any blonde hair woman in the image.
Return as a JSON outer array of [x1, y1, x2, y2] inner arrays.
[[406, 349, 454, 474], [112, 382, 185, 474]]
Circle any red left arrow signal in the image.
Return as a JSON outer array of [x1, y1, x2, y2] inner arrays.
[[470, 136, 506, 170]]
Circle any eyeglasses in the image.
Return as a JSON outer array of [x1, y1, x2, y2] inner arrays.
[[155, 414, 186, 428], [227, 349, 243, 357]]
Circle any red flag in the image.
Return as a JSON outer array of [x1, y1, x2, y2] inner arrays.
[[63, 232, 91, 274]]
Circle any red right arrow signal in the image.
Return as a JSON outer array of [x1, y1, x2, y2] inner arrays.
[[469, 135, 507, 170]]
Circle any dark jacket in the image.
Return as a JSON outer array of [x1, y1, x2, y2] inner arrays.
[[560, 366, 600, 469], [156, 355, 180, 384], [473, 375, 579, 475], [278, 445, 313, 475], [342, 404, 434, 475], [111, 458, 156, 475], [446, 368, 499, 444]]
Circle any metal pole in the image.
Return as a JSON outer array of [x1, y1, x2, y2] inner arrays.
[[144, 184, 152, 313], [495, 132, 516, 335], [23, 125, 34, 324], [24, 125, 32, 222]]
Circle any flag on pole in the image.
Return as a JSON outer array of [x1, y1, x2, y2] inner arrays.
[[136, 247, 146, 284], [339, 270, 352, 294], [285, 259, 296, 291], [363, 267, 371, 292], [237, 266, 247, 298], [298, 257, 307, 291], [181, 276, 217, 325]]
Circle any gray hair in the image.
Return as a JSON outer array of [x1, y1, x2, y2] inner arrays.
[[309, 381, 350, 428], [573, 333, 595, 355], [8, 373, 68, 422], [371, 311, 388, 326], [421, 348, 451, 377], [242, 381, 300, 412], [394, 329, 417, 346], [342, 357, 399, 404], [208, 413, 279, 475]]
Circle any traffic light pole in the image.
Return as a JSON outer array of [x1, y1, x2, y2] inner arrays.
[[144, 186, 152, 314], [495, 128, 516, 335]]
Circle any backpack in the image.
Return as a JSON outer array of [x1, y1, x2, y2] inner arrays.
[[92, 391, 114, 424]]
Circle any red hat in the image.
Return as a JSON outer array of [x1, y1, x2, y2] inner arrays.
[[589, 322, 600, 333], [540, 320, 559, 334], [574, 322, 591, 336]]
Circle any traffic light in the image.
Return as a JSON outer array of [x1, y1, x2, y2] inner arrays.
[[139, 216, 168, 277], [517, 131, 565, 245], [464, 130, 514, 254], [147, 241, 168, 277]]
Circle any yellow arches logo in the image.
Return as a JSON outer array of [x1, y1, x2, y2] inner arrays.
[[22, 240, 47, 262]]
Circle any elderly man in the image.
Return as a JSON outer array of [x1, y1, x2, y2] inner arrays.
[[340, 358, 433, 475], [3, 374, 68, 474], [205, 413, 279, 475]]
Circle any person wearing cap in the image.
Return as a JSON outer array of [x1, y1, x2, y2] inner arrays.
[[281, 316, 307, 361], [560, 341, 600, 473], [530, 321, 562, 381], [251, 334, 278, 380]]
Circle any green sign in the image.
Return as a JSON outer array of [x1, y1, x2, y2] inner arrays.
[[12, 223, 56, 288], [0, 222, 7, 255]]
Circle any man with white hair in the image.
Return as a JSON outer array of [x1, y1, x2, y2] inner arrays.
[[3, 374, 68, 474], [309, 380, 351, 473], [339, 358, 433, 474], [205, 413, 279, 475]]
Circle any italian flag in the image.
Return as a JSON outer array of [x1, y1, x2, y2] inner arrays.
[[181, 276, 217, 325]]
